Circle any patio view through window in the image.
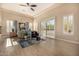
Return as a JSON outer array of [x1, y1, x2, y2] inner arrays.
[[40, 18, 55, 38], [63, 15, 74, 35]]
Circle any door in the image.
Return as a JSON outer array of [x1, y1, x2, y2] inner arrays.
[[40, 17, 55, 39]]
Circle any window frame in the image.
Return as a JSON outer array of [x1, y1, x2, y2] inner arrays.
[[63, 15, 74, 35], [40, 17, 56, 38]]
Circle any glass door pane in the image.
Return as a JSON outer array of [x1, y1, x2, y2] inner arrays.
[[46, 19, 55, 38], [40, 21, 47, 39]]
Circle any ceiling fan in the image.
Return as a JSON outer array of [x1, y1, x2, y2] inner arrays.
[[19, 3, 37, 11]]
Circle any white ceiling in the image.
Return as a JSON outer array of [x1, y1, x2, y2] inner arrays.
[[1, 3, 55, 17]]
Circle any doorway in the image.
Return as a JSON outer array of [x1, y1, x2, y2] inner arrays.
[[6, 20, 17, 47], [40, 17, 55, 39]]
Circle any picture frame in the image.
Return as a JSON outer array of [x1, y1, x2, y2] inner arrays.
[[19, 23, 25, 30]]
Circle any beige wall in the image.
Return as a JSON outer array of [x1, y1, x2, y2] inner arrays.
[[0, 8, 34, 41], [35, 3, 79, 42], [0, 4, 79, 55], [34, 3, 79, 55]]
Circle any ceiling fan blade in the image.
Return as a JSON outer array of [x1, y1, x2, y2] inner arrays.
[[19, 4, 26, 7], [30, 5, 37, 7], [30, 8, 35, 11]]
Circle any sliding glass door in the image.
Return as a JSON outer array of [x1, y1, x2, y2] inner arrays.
[[46, 19, 55, 38], [40, 17, 55, 39], [40, 21, 47, 39]]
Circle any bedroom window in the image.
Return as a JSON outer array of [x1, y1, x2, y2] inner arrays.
[[63, 15, 74, 35]]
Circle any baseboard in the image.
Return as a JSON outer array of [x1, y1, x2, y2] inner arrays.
[[56, 38, 79, 45]]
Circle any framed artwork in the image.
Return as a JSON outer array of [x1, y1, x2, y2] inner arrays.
[[19, 23, 25, 30]]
